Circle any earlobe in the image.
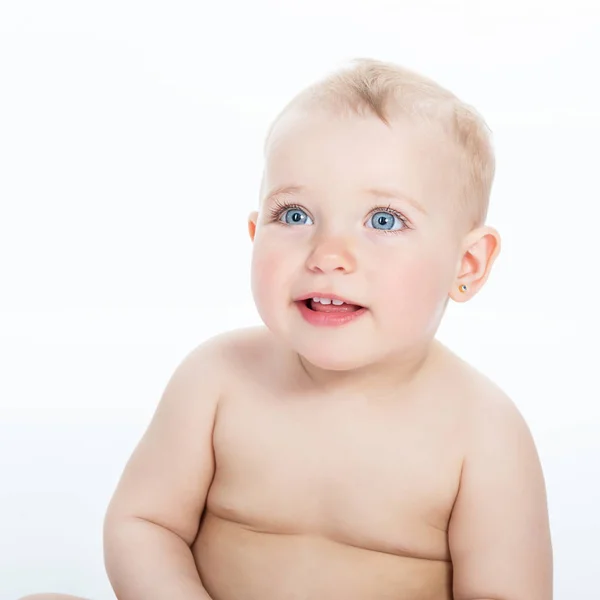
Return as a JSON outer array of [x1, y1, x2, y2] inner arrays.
[[248, 211, 258, 241], [452, 226, 501, 302]]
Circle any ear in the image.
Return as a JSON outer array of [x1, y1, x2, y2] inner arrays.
[[248, 211, 258, 242], [451, 226, 501, 302]]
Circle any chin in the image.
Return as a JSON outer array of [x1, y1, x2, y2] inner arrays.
[[257, 307, 379, 371], [294, 343, 374, 372]]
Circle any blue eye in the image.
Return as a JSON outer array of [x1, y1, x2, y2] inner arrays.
[[367, 211, 404, 231], [281, 208, 313, 226]]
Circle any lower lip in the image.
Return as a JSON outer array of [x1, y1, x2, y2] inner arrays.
[[295, 301, 367, 327]]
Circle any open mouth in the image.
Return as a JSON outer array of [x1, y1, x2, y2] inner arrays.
[[301, 298, 364, 313], [295, 295, 368, 327]]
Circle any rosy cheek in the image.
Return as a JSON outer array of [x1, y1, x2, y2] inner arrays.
[[380, 255, 447, 312], [250, 244, 289, 304], [252, 252, 276, 285]]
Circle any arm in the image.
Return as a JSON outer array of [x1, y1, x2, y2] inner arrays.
[[103, 338, 223, 600], [448, 392, 553, 600]]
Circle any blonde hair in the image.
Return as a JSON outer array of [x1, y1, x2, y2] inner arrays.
[[265, 58, 495, 229]]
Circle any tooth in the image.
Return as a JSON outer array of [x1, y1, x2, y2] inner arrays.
[[312, 297, 320, 303], [320, 298, 332, 305], [332, 299, 344, 305]]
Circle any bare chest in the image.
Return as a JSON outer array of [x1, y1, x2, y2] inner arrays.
[[206, 391, 463, 561]]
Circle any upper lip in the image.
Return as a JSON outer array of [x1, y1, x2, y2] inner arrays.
[[294, 292, 365, 307]]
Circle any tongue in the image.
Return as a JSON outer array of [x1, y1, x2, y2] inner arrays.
[[310, 300, 362, 313]]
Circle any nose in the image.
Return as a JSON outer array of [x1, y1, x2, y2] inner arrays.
[[305, 236, 357, 274]]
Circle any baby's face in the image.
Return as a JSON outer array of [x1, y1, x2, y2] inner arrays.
[[250, 109, 468, 371]]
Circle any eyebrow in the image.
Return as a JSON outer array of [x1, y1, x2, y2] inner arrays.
[[262, 185, 305, 202], [263, 184, 427, 215], [363, 186, 427, 215]]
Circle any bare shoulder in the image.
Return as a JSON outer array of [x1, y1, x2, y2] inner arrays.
[[104, 326, 274, 542], [460, 357, 531, 441], [430, 342, 542, 481], [440, 347, 553, 600], [192, 325, 277, 380], [433, 342, 528, 431]]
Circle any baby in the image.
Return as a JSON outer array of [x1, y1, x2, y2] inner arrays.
[[22, 58, 553, 600]]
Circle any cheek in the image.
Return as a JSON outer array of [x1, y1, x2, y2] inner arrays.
[[251, 249, 277, 295], [377, 253, 452, 323], [250, 241, 295, 312]]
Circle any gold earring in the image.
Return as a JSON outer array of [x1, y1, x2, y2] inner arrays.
[[459, 284, 467, 293]]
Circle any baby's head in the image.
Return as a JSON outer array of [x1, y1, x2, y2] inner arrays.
[[248, 58, 501, 373]]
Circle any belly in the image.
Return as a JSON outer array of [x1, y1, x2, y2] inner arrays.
[[193, 512, 453, 600]]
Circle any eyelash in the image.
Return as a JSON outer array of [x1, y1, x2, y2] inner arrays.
[[268, 199, 411, 233]]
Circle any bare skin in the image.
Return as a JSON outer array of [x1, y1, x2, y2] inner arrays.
[[193, 328, 462, 600], [23, 326, 551, 600], [24, 107, 552, 600]]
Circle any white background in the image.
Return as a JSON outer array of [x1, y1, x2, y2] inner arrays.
[[1, 1, 599, 598]]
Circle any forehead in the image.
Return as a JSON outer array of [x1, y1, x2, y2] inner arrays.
[[262, 108, 460, 210]]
